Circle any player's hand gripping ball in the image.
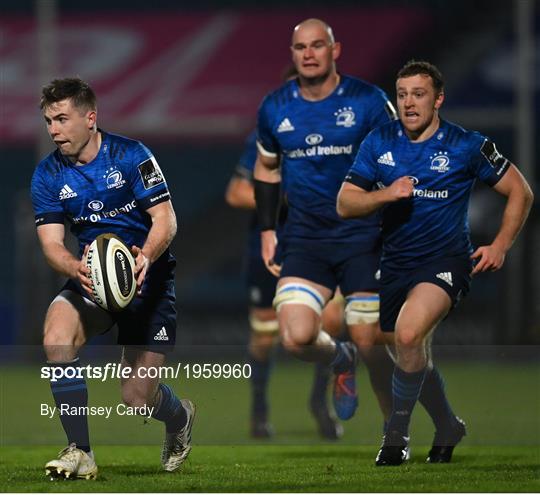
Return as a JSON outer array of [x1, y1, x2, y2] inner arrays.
[[86, 233, 136, 311]]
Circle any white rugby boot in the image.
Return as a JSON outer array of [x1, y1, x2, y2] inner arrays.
[[161, 399, 196, 472], [45, 443, 98, 480]]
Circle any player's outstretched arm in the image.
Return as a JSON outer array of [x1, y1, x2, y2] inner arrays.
[[36, 223, 93, 296], [225, 177, 256, 210], [471, 164, 534, 275], [133, 200, 177, 291], [337, 177, 413, 218]]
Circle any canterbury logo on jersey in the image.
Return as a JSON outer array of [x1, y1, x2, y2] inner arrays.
[[59, 184, 78, 200], [377, 152, 395, 166], [436, 272, 453, 286], [154, 327, 169, 341], [277, 118, 295, 133]]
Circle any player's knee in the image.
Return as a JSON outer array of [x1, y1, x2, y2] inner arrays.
[[344, 295, 379, 326], [281, 326, 316, 353], [121, 388, 152, 409], [281, 333, 304, 355], [395, 329, 424, 349], [43, 326, 81, 357], [43, 328, 67, 347]]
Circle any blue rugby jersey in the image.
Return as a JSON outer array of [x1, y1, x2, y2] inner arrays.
[[257, 74, 395, 246], [31, 130, 172, 256], [346, 119, 510, 270]]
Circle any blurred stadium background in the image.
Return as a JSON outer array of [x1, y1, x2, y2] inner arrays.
[[0, 0, 538, 352]]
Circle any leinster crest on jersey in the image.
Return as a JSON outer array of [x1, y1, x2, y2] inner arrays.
[[429, 152, 450, 173], [334, 107, 356, 128], [103, 167, 126, 190]]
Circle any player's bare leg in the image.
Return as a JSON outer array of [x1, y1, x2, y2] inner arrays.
[[276, 277, 358, 420], [121, 348, 195, 472], [394, 284, 450, 372], [44, 297, 98, 480], [376, 283, 451, 466], [43, 298, 88, 362], [276, 277, 334, 362]]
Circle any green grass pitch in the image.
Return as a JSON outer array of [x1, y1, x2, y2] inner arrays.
[[1, 359, 539, 492]]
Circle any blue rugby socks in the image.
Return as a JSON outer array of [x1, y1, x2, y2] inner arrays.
[[330, 341, 355, 373], [152, 383, 187, 433], [48, 358, 91, 453], [249, 354, 272, 420], [418, 366, 457, 431], [387, 366, 427, 436], [310, 362, 331, 407]]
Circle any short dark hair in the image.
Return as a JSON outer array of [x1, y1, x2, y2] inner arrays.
[[40, 77, 97, 112], [397, 60, 444, 93]]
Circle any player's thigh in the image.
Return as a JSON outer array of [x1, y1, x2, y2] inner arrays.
[[275, 276, 333, 344], [345, 290, 387, 347], [276, 241, 336, 342], [395, 283, 451, 347], [120, 347, 166, 405], [44, 289, 114, 358], [321, 290, 344, 336], [344, 292, 380, 340]]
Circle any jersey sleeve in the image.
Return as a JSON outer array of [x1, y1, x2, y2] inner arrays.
[[129, 142, 171, 210], [345, 131, 379, 190], [31, 165, 65, 226], [367, 87, 398, 131], [233, 131, 258, 181], [468, 134, 510, 186], [256, 97, 279, 158]]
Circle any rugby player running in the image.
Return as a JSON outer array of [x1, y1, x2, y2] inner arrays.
[[226, 128, 345, 439], [31, 78, 195, 479], [338, 60, 533, 465], [254, 18, 398, 424]]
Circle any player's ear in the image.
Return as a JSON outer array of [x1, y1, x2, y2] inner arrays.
[[332, 41, 341, 61], [87, 110, 97, 130], [434, 91, 444, 110]]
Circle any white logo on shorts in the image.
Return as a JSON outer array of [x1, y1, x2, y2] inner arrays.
[[436, 272, 453, 287], [154, 327, 169, 341]]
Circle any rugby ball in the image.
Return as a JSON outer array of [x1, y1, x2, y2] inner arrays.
[[86, 233, 136, 311]]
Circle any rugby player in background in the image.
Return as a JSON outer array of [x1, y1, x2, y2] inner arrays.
[[226, 128, 344, 440], [31, 78, 194, 478]]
